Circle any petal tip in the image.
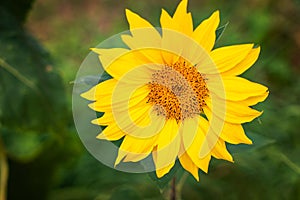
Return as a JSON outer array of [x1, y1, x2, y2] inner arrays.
[[213, 10, 220, 17], [125, 8, 132, 15], [81, 90, 95, 101], [91, 118, 99, 125], [96, 133, 106, 140]]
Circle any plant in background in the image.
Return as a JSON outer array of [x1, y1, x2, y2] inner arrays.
[[79, 0, 268, 198]]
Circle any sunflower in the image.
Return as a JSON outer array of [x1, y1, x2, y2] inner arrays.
[[81, 0, 268, 181]]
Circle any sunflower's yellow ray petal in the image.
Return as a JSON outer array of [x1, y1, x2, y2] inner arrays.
[[88, 95, 112, 112], [123, 9, 162, 49], [125, 9, 156, 30], [192, 11, 220, 52], [240, 91, 269, 106], [120, 135, 157, 155], [93, 48, 155, 80], [160, 6, 209, 66], [156, 119, 179, 147], [172, 0, 193, 36], [155, 161, 176, 178], [194, 120, 212, 173], [153, 119, 180, 172], [98, 87, 164, 138], [204, 97, 263, 124], [92, 112, 114, 126], [108, 99, 151, 131], [180, 117, 199, 154], [225, 102, 263, 124], [128, 99, 152, 127], [96, 102, 157, 142], [160, 28, 208, 67], [179, 151, 199, 181], [117, 63, 161, 86], [160, 9, 181, 65], [208, 76, 269, 102], [220, 123, 252, 145], [211, 139, 233, 162], [222, 47, 261, 76], [160, 9, 179, 34], [203, 110, 252, 145], [118, 37, 165, 65], [160, 1, 198, 64], [92, 48, 138, 79], [81, 79, 117, 101], [209, 44, 254, 73], [96, 123, 125, 141], [91, 48, 128, 71], [112, 97, 166, 138], [91, 84, 149, 112], [180, 117, 210, 173], [115, 134, 158, 165]]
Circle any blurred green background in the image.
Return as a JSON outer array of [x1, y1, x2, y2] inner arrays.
[[0, 0, 300, 199]]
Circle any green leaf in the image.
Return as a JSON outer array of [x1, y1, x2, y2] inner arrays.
[[72, 71, 112, 86], [215, 22, 229, 42], [227, 132, 275, 154], [72, 72, 113, 95]]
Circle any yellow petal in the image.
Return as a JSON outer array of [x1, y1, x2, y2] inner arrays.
[[116, 104, 166, 138], [115, 134, 158, 165], [208, 76, 269, 102], [192, 11, 220, 52], [125, 9, 156, 30], [204, 97, 263, 124], [222, 47, 261, 76], [91, 48, 128, 74], [93, 48, 153, 80], [160, 9, 178, 32], [81, 78, 117, 101], [240, 91, 269, 106], [155, 160, 175, 178], [202, 109, 252, 145], [211, 139, 233, 162], [220, 123, 252, 145], [172, 0, 193, 36], [96, 123, 125, 141], [179, 152, 199, 181], [106, 98, 151, 131], [180, 117, 199, 153], [181, 116, 212, 173], [160, 10, 181, 65], [92, 112, 114, 126], [209, 44, 254, 73], [153, 119, 180, 175], [160, 0, 193, 36], [90, 84, 149, 112], [152, 147, 175, 178], [123, 9, 162, 49]]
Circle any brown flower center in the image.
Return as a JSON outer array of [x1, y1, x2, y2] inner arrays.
[[147, 59, 209, 122]]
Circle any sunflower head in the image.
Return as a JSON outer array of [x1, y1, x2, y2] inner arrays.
[[81, 0, 268, 181]]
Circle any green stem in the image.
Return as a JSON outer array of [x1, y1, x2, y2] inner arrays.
[[176, 172, 188, 199], [0, 58, 38, 92], [0, 139, 8, 200], [170, 177, 176, 200], [279, 153, 300, 175], [168, 172, 189, 200]]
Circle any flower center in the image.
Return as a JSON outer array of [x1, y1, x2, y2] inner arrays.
[[147, 59, 209, 122]]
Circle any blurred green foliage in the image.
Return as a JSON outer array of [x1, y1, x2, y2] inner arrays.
[[1, 0, 300, 199], [0, 0, 81, 199]]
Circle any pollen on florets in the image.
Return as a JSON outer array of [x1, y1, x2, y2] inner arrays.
[[147, 59, 209, 122]]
